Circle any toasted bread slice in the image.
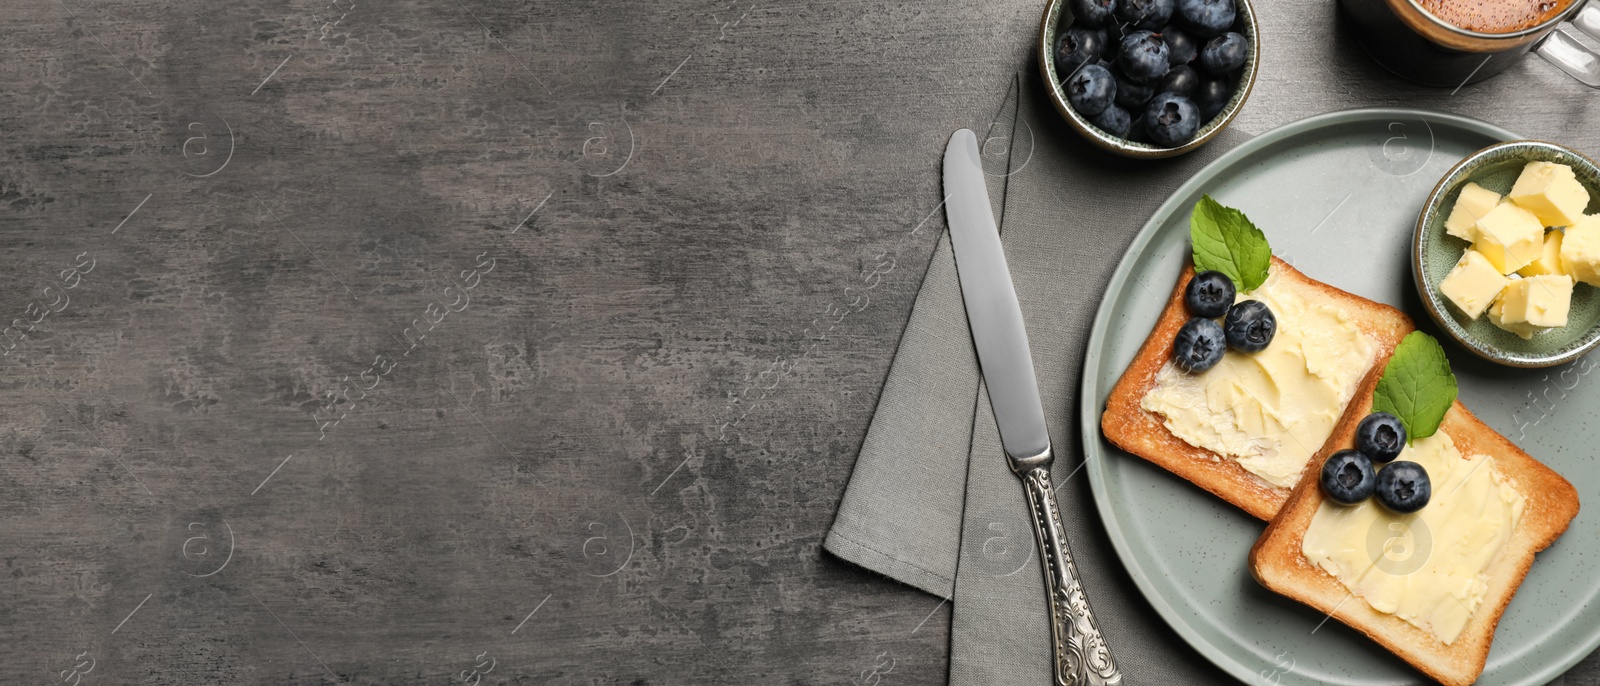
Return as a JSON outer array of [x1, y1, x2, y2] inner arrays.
[[1250, 392, 1580, 686], [1101, 257, 1413, 520]]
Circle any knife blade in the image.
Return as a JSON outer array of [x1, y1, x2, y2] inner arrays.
[[942, 130, 1050, 463], [943, 129, 1122, 686]]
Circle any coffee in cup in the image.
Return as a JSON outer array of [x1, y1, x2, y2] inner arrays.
[[1340, 0, 1600, 88], [1414, 0, 1574, 34]]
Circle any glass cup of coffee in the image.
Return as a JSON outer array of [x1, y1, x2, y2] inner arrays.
[[1340, 0, 1600, 87]]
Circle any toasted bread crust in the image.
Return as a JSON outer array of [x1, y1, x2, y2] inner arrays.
[[1250, 387, 1580, 686], [1100, 257, 1414, 520]]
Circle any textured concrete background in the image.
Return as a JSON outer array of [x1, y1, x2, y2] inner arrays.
[[0, 0, 1597, 684]]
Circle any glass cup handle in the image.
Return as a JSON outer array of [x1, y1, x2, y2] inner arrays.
[[1537, 0, 1600, 87]]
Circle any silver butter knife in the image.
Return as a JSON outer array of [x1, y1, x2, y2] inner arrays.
[[942, 129, 1122, 686]]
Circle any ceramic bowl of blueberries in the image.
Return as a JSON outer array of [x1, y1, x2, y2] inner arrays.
[[1038, 0, 1259, 158]]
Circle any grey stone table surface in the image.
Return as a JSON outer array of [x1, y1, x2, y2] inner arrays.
[[0, 0, 1596, 684]]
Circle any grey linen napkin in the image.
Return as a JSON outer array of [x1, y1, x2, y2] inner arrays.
[[824, 73, 1253, 684]]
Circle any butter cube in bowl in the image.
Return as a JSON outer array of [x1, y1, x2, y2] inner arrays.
[[1414, 140, 1600, 368]]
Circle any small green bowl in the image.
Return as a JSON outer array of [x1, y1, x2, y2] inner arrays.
[[1414, 140, 1600, 368], [1037, 0, 1259, 159]]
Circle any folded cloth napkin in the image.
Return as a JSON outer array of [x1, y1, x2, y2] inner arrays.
[[825, 72, 1253, 684]]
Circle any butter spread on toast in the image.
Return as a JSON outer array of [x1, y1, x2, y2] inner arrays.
[[1141, 268, 1379, 488], [1301, 430, 1526, 644]]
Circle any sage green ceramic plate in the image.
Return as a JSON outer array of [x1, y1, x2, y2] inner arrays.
[[1083, 108, 1600, 685], [1415, 140, 1600, 368]]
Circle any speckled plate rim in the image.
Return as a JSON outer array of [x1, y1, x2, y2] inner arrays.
[[1037, 0, 1260, 159], [1413, 139, 1600, 368], [1073, 108, 1599, 685]]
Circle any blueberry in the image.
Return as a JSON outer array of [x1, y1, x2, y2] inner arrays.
[[1375, 461, 1431, 514], [1157, 64, 1199, 97], [1173, 317, 1226, 373], [1114, 0, 1175, 30], [1320, 450, 1377, 505], [1223, 299, 1276, 352], [1144, 0, 1178, 28], [1088, 103, 1132, 138], [1163, 29, 1199, 65], [1055, 27, 1107, 76], [1184, 270, 1235, 318], [1177, 0, 1237, 37], [1066, 63, 1117, 116], [1118, 30, 1171, 83], [1143, 93, 1200, 147], [1114, 72, 1156, 109], [1356, 413, 1407, 463], [1069, 0, 1119, 27], [1196, 77, 1230, 120], [1199, 32, 1250, 76]]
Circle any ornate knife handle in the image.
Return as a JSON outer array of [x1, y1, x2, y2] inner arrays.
[[1018, 463, 1122, 686]]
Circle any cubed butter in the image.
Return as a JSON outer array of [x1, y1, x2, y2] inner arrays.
[[1498, 274, 1573, 330], [1516, 229, 1567, 277], [1473, 201, 1545, 274], [1444, 182, 1502, 242], [1560, 214, 1600, 286], [1488, 294, 1542, 340], [1509, 161, 1591, 228], [1439, 249, 1509, 320]]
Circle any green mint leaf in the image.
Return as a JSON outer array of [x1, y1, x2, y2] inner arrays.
[[1371, 332, 1459, 442], [1190, 195, 1272, 292]]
